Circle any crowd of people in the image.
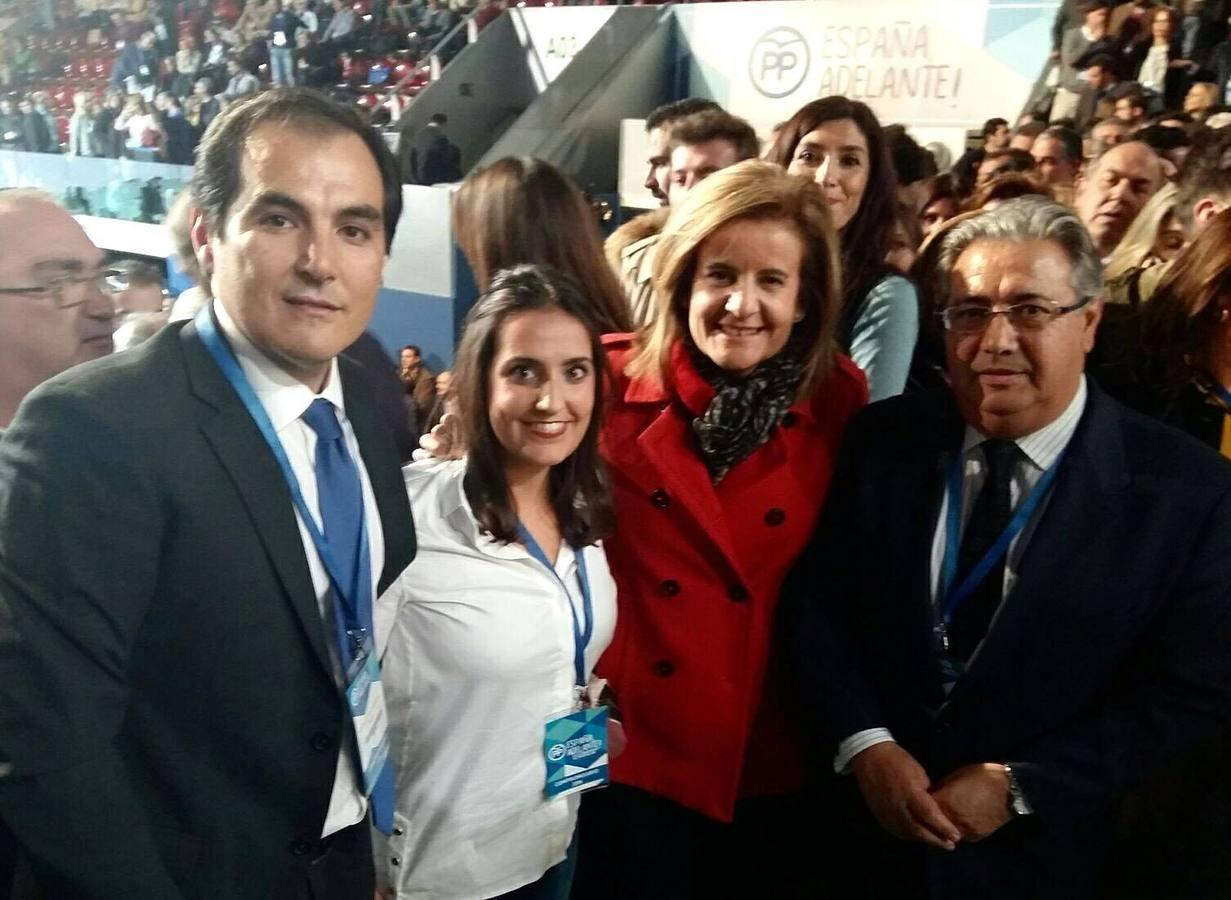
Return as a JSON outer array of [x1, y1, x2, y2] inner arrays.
[[0, 0, 489, 164], [3, 2, 1231, 899]]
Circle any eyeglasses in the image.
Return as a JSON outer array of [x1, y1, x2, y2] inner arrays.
[[937, 296, 1093, 334], [0, 269, 129, 309]]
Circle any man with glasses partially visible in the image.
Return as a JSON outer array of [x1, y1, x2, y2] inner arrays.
[[0, 189, 118, 430], [793, 196, 1231, 898]]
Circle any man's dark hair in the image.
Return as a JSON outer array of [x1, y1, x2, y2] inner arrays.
[[1012, 120, 1047, 141], [1083, 52, 1117, 73], [668, 110, 759, 163], [1040, 125, 1083, 162], [981, 117, 1009, 139], [983, 147, 1036, 173], [429, 112, 447, 126], [1175, 127, 1231, 227], [1079, 0, 1113, 13], [645, 97, 721, 132], [1113, 82, 1146, 107], [193, 88, 403, 251], [884, 123, 938, 186], [1137, 124, 1190, 156], [401, 344, 421, 355]]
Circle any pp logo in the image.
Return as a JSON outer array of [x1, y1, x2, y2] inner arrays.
[[548, 743, 567, 762], [749, 27, 810, 99]]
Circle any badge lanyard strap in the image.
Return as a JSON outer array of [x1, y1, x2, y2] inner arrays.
[[517, 524, 594, 689], [938, 449, 1065, 625], [195, 306, 372, 639]]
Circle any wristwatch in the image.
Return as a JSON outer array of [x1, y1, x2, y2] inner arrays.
[[1003, 764, 1033, 817]]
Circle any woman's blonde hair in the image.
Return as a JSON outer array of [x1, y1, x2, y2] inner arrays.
[[1105, 182, 1179, 280], [628, 159, 843, 400]]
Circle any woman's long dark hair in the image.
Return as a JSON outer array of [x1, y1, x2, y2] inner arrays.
[[765, 97, 897, 345], [453, 157, 632, 333], [453, 264, 615, 547]]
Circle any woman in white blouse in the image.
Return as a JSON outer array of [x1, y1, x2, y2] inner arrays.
[[377, 264, 618, 900]]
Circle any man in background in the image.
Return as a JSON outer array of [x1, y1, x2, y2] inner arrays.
[[0, 190, 116, 431], [639, 96, 721, 207], [401, 112, 461, 185]]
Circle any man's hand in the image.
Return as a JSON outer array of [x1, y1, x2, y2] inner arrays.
[[850, 743, 961, 850], [412, 411, 464, 461], [930, 763, 1012, 842]]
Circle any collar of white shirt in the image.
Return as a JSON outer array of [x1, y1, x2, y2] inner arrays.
[[960, 375, 1088, 472], [211, 299, 346, 429], [431, 458, 569, 565]]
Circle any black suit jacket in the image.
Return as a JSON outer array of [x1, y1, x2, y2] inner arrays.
[[0, 320, 416, 899], [792, 386, 1231, 899], [401, 124, 461, 186]]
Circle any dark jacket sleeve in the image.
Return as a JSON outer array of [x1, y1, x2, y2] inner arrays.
[[0, 383, 184, 898], [1010, 481, 1231, 818], [789, 410, 890, 755]]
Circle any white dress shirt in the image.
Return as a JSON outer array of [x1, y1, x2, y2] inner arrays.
[[834, 379, 1088, 773], [1139, 44, 1169, 92], [375, 459, 617, 899], [213, 301, 386, 837]]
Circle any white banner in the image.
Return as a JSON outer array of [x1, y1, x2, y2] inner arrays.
[[675, 0, 1047, 132]]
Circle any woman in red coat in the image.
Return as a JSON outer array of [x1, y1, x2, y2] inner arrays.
[[572, 160, 868, 898]]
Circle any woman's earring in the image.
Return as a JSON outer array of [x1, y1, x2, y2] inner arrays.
[[793, 310, 805, 323]]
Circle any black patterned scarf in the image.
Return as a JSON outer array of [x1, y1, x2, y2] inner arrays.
[[686, 336, 805, 483]]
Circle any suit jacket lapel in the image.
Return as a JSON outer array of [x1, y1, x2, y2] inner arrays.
[[180, 321, 334, 676], [339, 356, 416, 595]]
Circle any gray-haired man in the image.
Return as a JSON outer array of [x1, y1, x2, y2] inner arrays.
[[793, 197, 1231, 898]]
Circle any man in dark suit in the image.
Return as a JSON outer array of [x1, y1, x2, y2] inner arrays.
[[795, 196, 1231, 898], [400, 112, 461, 185], [0, 89, 415, 899]]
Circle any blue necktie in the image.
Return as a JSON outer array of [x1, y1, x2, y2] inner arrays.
[[300, 398, 395, 834]]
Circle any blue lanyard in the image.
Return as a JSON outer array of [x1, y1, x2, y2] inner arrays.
[[938, 447, 1064, 624], [194, 306, 372, 636], [517, 524, 594, 688]]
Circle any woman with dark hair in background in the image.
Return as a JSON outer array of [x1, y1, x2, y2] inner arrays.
[[378, 265, 618, 900], [918, 173, 962, 240], [1123, 4, 1197, 112], [453, 157, 632, 334], [765, 96, 919, 401]]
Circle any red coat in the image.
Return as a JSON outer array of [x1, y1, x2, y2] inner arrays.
[[597, 336, 867, 822]]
